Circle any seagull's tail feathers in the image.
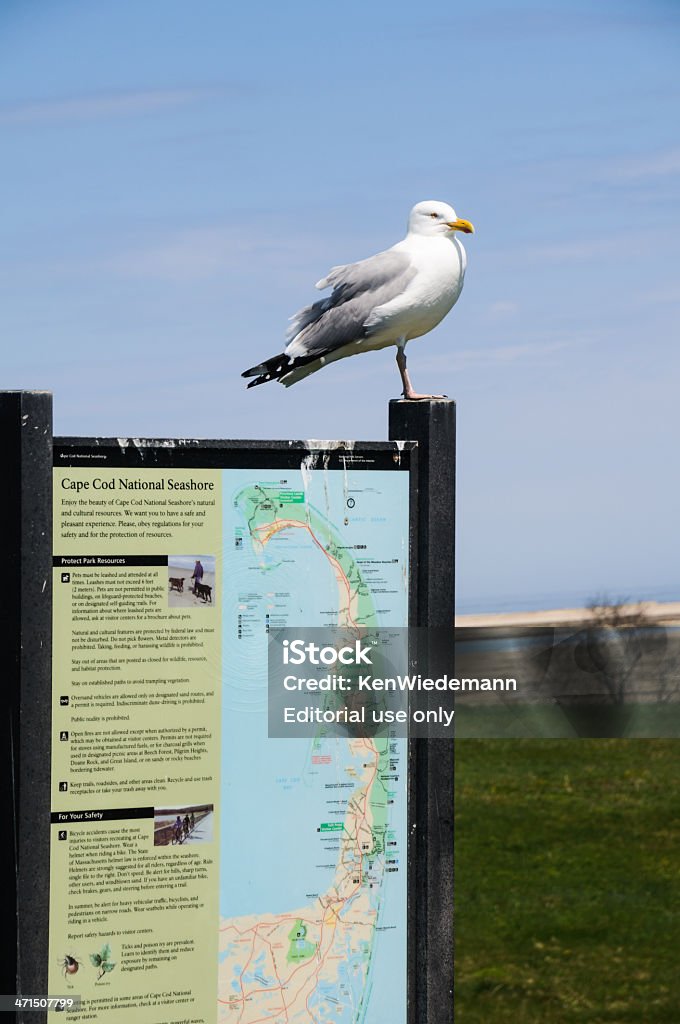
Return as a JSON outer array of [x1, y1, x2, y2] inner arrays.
[[242, 350, 321, 389], [243, 339, 349, 389], [241, 352, 292, 389]]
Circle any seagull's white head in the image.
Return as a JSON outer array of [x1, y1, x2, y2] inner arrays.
[[407, 200, 475, 238]]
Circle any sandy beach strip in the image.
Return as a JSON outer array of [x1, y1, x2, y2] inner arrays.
[[456, 600, 680, 630]]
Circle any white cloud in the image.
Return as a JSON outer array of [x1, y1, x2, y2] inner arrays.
[[0, 88, 207, 125], [485, 300, 520, 321], [417, 335, 585, 372], [524, 237, 626, 263], [107, 224, 334, 283], [606, 147, 680, 182], [485, 235, 626, 268], [628, 282, 680, 308], [110, 227, 256, 281], [325, 338, 588, 385]]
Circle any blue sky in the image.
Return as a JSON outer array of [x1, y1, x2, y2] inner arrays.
[[2, 0, 679, 611]]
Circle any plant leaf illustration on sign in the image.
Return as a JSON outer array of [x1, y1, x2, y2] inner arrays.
[[90, 943, 116, 980]]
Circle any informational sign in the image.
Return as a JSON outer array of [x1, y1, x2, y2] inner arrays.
[[49, 440, 414, 1024]]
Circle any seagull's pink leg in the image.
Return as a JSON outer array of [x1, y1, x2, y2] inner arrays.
[[396, 344, 447, 401]]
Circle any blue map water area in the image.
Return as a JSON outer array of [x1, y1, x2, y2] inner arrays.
[[220, 729, 363, 919]]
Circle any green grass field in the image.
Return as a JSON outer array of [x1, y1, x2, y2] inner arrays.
[[454, 740, 680, 1023]]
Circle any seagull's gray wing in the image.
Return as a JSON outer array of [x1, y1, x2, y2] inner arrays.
[[284, 249, 415, 360]]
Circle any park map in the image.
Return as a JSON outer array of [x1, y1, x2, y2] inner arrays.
[[218, 464, 409, 1024]]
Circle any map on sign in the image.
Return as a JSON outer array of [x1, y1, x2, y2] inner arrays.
[[218, 464, 409, 1024]]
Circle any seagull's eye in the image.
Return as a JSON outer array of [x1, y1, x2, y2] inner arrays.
[[429, 212, 439, 219]]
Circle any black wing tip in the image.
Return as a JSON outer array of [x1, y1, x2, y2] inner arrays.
[[242, 361, 271, 378], [242, 347, 324, 390], [242, 351, 290, 389]]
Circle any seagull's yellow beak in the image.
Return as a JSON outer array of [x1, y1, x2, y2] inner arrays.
[[446, 218, 475, 234]]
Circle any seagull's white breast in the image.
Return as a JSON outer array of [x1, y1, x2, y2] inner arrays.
[[365, 235, 467, 344]]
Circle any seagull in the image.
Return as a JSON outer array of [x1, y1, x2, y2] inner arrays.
[[242, 200, 474, 400]]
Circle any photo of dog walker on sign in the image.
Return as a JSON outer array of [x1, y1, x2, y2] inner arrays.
[[168, 556, 216, 608]]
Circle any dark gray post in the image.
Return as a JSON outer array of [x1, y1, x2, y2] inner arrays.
[[389, 399, 456, 1024], [1, 392, 53, 1010]]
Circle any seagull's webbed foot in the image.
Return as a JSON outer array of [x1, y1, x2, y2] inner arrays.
[[396, 345, 447, 401], [402, 388, 448, 401]]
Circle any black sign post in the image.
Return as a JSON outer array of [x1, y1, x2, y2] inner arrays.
[[390, 399, 456, 1024], [2, 392, 53, 1015]]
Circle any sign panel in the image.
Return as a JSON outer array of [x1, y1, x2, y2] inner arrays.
[[49, 440, 414, 1024]]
